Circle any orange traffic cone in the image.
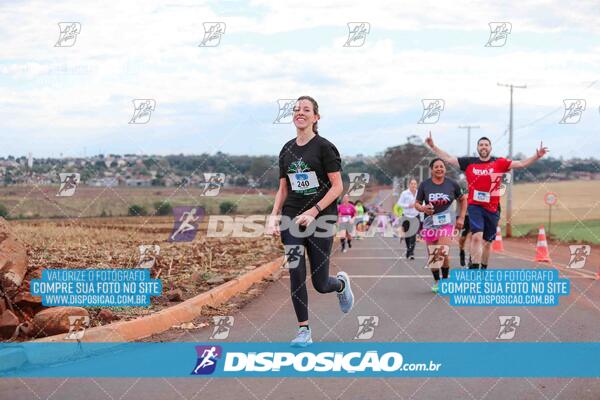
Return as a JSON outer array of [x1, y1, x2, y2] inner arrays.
[[534, 225, 552, 263], [596, 266, 600, 281], [492, 226, 504, 252]]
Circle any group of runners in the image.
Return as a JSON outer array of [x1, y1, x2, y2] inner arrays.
[[335, 195, 365, 253], [335, 196, 398, 253], [267, 95, 548, 347]]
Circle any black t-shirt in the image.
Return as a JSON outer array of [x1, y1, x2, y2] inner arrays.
[[279, 134, 342, 217], [416, 178, 463, 225]]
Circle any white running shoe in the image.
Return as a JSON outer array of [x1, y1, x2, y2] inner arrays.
[[336, 271, 354, 313], [290, 326, 312, 347]]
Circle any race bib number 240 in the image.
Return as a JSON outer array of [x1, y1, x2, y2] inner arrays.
[[288, 171, 320, 192]]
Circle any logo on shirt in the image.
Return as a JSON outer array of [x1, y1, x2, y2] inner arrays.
[[472, 167, 494, 176], [288, 159, 310, 174], [428, 193, 450, 205], [288, 159, 318, 195]]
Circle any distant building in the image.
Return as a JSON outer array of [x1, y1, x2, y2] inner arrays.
[[125, 178, 152, 187], [87, 177, 118, 187]]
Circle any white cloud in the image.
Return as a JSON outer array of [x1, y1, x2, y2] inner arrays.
[[0, 0, 599, 157]]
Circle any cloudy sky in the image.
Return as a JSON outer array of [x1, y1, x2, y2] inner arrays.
[[1, 0, 599, 159]]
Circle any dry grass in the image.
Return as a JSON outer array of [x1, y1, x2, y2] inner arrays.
[[0, 186, 275, 218], [500, 180, 600, 225], [10, 217, 282, 321]]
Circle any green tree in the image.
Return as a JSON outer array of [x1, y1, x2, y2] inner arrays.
[[0, 203, 9, 219], [219, 201, 238, 214], [128, 204, 148, 216], [154, 201, 173, 216]]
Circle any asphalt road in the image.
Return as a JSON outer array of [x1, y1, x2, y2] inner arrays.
[[2, 233, 599, 400]]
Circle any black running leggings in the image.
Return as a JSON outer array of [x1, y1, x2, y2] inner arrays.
[[281, 223, 342, 323], [402, 217, 418, 257]]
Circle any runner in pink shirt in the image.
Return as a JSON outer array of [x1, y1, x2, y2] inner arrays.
[[337, 194, 356, 253]]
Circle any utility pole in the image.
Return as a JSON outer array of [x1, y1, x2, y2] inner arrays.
[[497, 83, 526, 238], [458, 125, 480, 156]]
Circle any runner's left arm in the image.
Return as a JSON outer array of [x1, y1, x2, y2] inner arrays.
[[510, 141, 549, 169], [318, 171, 344, 211], [452, 180, 467, 229], [296, 141, 344, 226]]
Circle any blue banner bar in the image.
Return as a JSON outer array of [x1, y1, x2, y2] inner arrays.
[[1, 342, 598, 378]]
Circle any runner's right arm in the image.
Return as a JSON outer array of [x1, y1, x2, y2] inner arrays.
[[267, 177, 288, 236], [424, 131, 459, 168], [413, 183, 433, 215]]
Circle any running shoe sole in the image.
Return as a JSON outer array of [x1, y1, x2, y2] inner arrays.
[[336, 271, 354, 313]]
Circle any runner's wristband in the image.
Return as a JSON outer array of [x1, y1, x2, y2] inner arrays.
[[314, 204, 322, 213]]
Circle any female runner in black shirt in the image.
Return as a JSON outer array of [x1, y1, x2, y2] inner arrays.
[[267, 95, 354, 347]]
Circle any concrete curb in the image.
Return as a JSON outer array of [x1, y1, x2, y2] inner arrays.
[[33, 256, 285, 343]]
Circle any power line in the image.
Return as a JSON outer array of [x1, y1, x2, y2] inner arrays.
[[510, 79, 598, 134]]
